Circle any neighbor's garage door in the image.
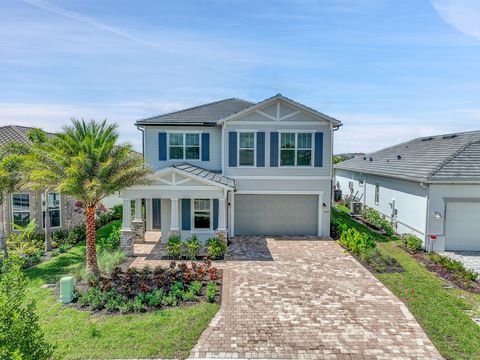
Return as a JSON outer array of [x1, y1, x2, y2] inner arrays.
[[445, 202, 480, 251], [234, 194, 318, 236]]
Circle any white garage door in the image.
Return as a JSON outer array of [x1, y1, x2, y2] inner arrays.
[[445, 202, 480, 251], [234, 194, 318, 236]]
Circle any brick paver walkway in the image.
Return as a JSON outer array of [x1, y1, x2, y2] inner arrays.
[[190, 237, 441, 360]]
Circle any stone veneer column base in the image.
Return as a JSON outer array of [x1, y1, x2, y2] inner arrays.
[[132, 220, 145, 244], [120, 229, 135, 256], [168, 229, 181, 239], [215, 230, 228, 244]]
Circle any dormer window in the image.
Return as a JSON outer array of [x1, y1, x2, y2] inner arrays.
[[168, 133, 200, 160]]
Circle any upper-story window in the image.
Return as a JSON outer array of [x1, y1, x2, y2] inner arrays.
[[168, 133, 200, 160], [280, 132, 312, 167], [42, 192, 61, 228], [12, 193, 30, 228], [375, 184, 380, 204], [238, 132, 255, 166]]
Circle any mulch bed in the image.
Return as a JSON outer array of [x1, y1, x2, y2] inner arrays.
[[400, 245, 480, 293], [339, 244, 404, 274]]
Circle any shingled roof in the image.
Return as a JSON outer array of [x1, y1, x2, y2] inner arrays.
[[0, 125, 36, 146], [335, 130, 480, 183], [136, 98, 255, 125]]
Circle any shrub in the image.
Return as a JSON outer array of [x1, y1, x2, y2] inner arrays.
[[185, 235, 201, 260], [50, 249, 60, 257], [428, 253, 480, 286], [118, 300, 134, 314], [133, 296, 145, 312], [169, 281, 184, 299], [52, 229, 67, 244], [145, 289, 164, 307], [339, 228, 376, 255], [206, 282, 218, 303], [97, 225, 121, 251], [59, 243, 71, 253], [78, 287, 105, 309], [104, 289, 127, 312], [111, 204, 123, 220], [97, 250, 126, 276], [166, 235, 183, 259], [206, 237, 227, 260], [66, 226, 86, 245], [0, 256, 54, 360], [363, 207, 395, 236], [402, 234, 423, 252]]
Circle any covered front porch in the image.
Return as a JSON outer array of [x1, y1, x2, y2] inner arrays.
[[119, 163, 235, 255]]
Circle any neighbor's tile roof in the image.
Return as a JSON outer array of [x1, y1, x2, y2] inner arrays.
[[0, 125, 34, 146], [136, 98, 255, 125], [173, 163, 235, 188], [335, 130, 480, 183]]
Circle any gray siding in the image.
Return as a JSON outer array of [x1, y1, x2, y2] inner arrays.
[[144, 125, 222, 172]]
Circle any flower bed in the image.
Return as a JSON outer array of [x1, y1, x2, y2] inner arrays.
[[165, 235, 227, 260], [73, 260, 221, 313]]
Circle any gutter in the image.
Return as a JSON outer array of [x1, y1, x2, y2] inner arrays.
[[135, 122, 217, 127], [136, 125, 145, 160], [419, 182, 432, 252]]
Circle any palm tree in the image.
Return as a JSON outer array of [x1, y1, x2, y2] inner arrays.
[[24, 120, 151, 273], [0, 142, 31, 257]]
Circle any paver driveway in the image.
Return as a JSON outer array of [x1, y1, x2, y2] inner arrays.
[[190, 237, 441, 360]]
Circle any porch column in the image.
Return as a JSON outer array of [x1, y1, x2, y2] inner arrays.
[[170, 198, 179, 230], [218, 198, 226, 230], [134, 198, 142, 221], [145, 198, 153, 231], [122, 199, 132, 230], [132, 198, 145, 244]]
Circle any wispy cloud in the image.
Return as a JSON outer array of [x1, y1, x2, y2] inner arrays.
[[432, 0, 480, 40]]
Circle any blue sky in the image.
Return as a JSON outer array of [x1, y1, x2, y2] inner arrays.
[[1, 0, 479, 153]]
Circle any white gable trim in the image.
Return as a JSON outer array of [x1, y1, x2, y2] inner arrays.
[[217, 94, 342, 125], [149, 167, 234, 190]]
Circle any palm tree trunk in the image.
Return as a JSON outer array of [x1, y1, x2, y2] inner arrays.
[[44, 191, 51, 252], [85, 205, 99, 274], [0, 196, 8, 258]]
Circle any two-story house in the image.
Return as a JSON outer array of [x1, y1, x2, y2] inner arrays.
[[119, 94, 341, 255]]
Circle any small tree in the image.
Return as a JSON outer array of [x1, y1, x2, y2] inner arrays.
[[0, 256, 54, 359], [24, 119, 151, 274]]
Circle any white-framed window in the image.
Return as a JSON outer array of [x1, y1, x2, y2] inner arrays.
[[280, 132, 313, 167], [374, 185, 380, 204], [42, 192, 61, 229], [238, 132, 256, 167], [168, 133, 200, 160], [192, 199, 211, 230], [11, 193, 30, 228], [348, 181, 354, 193]]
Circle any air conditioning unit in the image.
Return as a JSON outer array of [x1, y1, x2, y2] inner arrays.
[[350, 201, 363, 215]]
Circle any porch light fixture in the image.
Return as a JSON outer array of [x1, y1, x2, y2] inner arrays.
[[433, 211, 442, 220]]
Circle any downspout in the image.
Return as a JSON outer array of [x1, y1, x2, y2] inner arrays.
[[136, 125, 145, 160], [420, 182, 431, 252], [331, 124, 342, 193]]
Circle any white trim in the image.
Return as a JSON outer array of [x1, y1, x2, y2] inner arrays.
[[41, 192, 62, 230], [229, 175, 332, 180], [235, 190, 324, 195], [127, 185, 222, 191], [167, 132, 201, 161], [218, 95, 341, 125], [229, 192, 235, 237], [278, 131, 314, 168], [255, 110, 277, 121], [147, 167, 234, 190], [227, 121, 329, 126], [11, 192, 31, 229], [191, 198, 213, 231], [237, 131, 256, 167]]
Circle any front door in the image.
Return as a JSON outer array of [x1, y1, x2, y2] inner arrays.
[[152, 198, 161, 229]]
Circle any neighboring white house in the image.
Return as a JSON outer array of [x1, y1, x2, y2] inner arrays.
[[335, 130, 480, 252], [119, 94, 342, 254]]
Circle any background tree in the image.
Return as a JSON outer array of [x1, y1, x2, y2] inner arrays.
[[24, 119, 151, 273]]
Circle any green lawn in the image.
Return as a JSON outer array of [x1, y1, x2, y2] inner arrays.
[[24, 222, 219, 360], [333, 207, 480, 360]]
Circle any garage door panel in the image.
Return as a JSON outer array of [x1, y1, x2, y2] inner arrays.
[[234, 194, 318, 236], [445, 202, 480, 251]]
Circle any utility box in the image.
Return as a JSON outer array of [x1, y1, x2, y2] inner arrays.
[[59, 276, 74, 304], [350, 202, 363, 215]]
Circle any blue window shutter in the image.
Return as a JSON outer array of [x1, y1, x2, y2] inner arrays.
[[270, 132, 279, 167], [158, 132, 167, 161], [256, 132, 265, 167], [314, 132, 324, 167], [213, 199, 219, 230], [201, 133, 210, 161], [228, 131, 237, 167], [181, 199, 191, 230]]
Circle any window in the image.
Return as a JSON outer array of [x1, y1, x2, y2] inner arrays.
[[280, 132, 312, 166], [12, 193, 30, 228], [358, 178, 364, 186], [168, 133, 200, 160], [238, 132, 255, 166], [193, 199, 211, 229], [375, 185, 380, 204], [42, 192, 61, 228], [348, 181, 354, 193]]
